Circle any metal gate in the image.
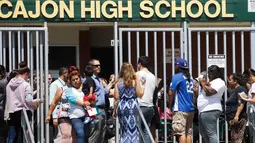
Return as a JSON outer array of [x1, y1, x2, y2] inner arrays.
[[114, 23, 184, 143], [114, 22, 255, 143], [0, 23, 49, 143], [188, 27, 255, 143]]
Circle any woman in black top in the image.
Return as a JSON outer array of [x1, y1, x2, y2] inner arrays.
[[226, 73, 248, 143]]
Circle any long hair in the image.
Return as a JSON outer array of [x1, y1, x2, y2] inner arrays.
[[176, 67, 191, 82], [208, 65, 224, 81], [118, 62, 136, 88]]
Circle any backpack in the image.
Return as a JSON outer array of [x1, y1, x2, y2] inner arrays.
[[0, 79, 7, 120]]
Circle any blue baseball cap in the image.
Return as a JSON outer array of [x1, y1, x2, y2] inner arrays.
[[175, 58, 188, 69]]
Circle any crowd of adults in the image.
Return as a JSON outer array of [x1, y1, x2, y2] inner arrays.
[[0, 56, 255, 143]]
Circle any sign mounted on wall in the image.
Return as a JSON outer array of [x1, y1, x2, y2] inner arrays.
[[0, 0, 254, 22], [207, 54, 226, 68]]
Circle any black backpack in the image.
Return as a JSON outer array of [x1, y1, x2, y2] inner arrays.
[[0, 85, 6, 120]]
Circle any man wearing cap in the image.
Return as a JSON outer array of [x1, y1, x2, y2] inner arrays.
[[168, 58, 194, 143]]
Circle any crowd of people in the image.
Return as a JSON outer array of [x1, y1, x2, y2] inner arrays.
[[0, 56, 255, 143]]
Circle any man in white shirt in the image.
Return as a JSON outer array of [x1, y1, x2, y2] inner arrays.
[[49, 67, 68, 143], [136, 56, 156, 143]]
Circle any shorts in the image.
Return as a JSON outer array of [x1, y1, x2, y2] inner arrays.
[[172, 112, 194, 136]]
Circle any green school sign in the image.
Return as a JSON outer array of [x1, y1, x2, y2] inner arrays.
[[0, 0, 255, 22]]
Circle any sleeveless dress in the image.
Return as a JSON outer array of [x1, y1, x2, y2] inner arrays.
[[117, 80, 139, 143]]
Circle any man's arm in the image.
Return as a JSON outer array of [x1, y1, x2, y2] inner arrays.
[[168, 90, 175, 111]]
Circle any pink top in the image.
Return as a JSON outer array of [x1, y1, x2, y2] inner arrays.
[[6, 77, 39, 113]]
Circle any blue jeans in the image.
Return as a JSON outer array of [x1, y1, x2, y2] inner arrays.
[[199, 110, 221, 143], [138, 106, 154, 143], [72, 117, 87, 143]]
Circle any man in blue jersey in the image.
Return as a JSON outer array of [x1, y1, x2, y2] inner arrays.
[[168, 58, 194, 143]]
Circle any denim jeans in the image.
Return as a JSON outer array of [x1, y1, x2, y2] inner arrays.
[[199, 110, 221, 143], [138, 106, 154, 143], [72, 117, 86, 143]]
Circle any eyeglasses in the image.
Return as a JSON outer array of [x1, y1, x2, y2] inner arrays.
[[92, 65, 101, 68]]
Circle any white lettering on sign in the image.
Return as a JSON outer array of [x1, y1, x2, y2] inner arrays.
[[208, 54, 226, 68], [166, 49, 180, 63], [248, 0, 255, 12]]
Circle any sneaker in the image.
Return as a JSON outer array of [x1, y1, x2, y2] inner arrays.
[[83, 117, 91, 124]]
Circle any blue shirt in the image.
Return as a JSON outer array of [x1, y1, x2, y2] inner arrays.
[[169, 73, 194, 112], [92, 75, 109, 107]]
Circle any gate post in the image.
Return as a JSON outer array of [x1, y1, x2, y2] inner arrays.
[[182, 21, 189, 60], [251, 22, 255, 69]]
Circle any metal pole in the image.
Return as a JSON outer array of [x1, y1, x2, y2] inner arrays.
[[154, 32, 157, 79], [136, 31, 140, 70], [36, 31, 40, 143], [224, 31, 229, 143], [172, 32, 175, 75], [3, 33, 6, 67], [18, 31, 21, 63], [114, 21, 119, 143], [119, 29, 123, 67], [163, 32, 167, 143], [145, 31, 148, 56], [241, 31, 244, 72], [188, 30, 192, 76], [27, 31, 30, 68], [128, 32, 131, 62], [44, 22, 49, 143], [251, 22, 255, 70], [8, 31, 12, 71], [12, 33, 15, 70], [21, 32, 24, 61], [232, 32, 236, 73], [0, 31, 2, 65], [183, 21, 188, 60]]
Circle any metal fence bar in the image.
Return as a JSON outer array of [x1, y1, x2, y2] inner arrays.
[[8, 31, 12, 71], [0, 31, 2, 65], [119, 29, 123, 66], [12, 33, 15, 70], [180, 30, 184, 59], [136, 32, 140, 66], [44, 22, 49, 143], [114, 22, 119, 143], [241, 31, 244, 72], [18, 31, 21, 63], [3, 33, 6, 67], [197, 32, 201, 75], [36, 31, 40, 143], [21, 32, 24, 61], [154, 32, 157, 79], [223, 31, 229, 143], [163, 32, 167, 143], [40, 32, 44, 143], [136, 106, 154, 143], [27, 31, 30, 68], [172, 32, 175, 75], [22, 108, 35, 143], [188, 30, 192, 76], [215, 32, 218, 54], [145, 31, 148, 56], [232, 32, 236, 73], [184, 21, 188, 60], [128, 32, 131, 62]]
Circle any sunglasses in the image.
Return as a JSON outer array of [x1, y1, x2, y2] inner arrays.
[[92, 64, 101, 67], [71, 78, 80, 82]]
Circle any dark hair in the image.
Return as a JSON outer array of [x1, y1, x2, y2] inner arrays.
[[68, 66, 80, 80], [0, 65, 6, 79], [231, 73, 247, 88], [176, 67, 191, 82], [8, 69, 19, 82], [59, 67, 67, 76], [208, 65, 224, 81], [84, 65, 93, 77], [18, 61, 30, 75], [138, 56, 150, 68], [243, 68, 255, 77]]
